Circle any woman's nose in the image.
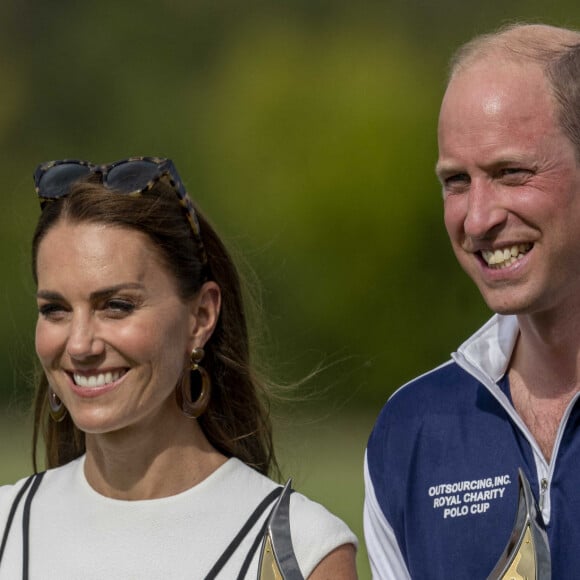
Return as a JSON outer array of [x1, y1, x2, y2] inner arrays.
[[66, 315, 104, 359]]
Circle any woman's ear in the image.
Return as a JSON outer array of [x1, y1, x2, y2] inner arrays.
[[189, 281, 221, 348]]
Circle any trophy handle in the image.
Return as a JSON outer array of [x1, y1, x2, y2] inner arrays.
[[487, 469, 551, 579]]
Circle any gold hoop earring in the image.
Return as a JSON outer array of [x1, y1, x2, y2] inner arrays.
[[48, 387, 67, 422], [177, 347, 212, 418]]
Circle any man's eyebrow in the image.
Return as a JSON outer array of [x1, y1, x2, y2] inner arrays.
[[36, 283, 145, 301], [435, 154, 534, 178], [434, 161, 461, 180]]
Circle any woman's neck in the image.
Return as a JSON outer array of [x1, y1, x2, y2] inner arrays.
[[83, 410, 226, 500]]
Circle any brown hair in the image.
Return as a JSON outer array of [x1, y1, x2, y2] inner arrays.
[[31, 178, 279, 477], [447, 23, 580, 159]]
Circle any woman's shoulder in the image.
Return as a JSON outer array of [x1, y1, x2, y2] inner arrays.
[[225, 458, 357, 576], [227, 458, 355, 537], [0, 471, 40, 500], [0, 472, 40, 524], [289, 487, 356, 539], [0, 458, 82, 514], [287, 485, 358, 571]]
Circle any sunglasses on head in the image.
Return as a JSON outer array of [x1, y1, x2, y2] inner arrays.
[[34, 156, 207, 264]]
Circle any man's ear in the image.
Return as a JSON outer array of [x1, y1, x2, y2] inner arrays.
[[189, 281, 221, 349]]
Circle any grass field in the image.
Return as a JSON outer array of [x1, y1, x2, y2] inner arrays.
[[0, 407, 375, 579]]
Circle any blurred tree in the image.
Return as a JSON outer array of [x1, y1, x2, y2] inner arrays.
[[0, 0, 577, 409]]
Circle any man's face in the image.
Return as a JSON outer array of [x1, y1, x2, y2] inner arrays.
[[437, 58, 580, 318]]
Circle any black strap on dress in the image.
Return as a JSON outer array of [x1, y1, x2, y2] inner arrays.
[[204, 485, 284, 580], [235, 513, 273, 579], [21, 473, 45, 580], [2, 475, 288, 580], [0, 471, 46, 580]]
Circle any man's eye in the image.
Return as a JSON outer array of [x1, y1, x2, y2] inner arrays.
[[499, 168, 532, 182], [443, 173, 471, 193], [446, 173, 470, 184]]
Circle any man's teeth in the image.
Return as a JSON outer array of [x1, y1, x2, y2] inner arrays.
[[73, 371, 124, 388], [481, 244, 532, 269]]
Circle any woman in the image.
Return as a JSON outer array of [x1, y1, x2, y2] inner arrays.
[[0, 157, 357, 579]]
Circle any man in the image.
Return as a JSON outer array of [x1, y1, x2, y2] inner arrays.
[[364, 23, 580, 578]]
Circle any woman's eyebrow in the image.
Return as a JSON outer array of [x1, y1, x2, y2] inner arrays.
[[36, 283, 145, 301]]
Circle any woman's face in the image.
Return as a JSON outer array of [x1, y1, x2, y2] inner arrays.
[[35, 220, 199, 436]]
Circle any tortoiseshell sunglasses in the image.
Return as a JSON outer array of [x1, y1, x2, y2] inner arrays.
[[33, 156, 207, 265]]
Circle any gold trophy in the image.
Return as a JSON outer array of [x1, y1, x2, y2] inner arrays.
[[258, 480, 304, 580], [487, 469, 551, 579]]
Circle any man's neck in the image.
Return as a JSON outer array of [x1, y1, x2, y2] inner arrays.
[[508, 311, 580, 462]]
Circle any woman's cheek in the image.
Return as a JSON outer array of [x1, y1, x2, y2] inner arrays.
[[35, 320, 61, 363]]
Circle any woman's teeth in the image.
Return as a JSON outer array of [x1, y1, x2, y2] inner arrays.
[[73, 370, 125, 388]]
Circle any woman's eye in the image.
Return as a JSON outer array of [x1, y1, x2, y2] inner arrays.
[[38, 303, 67, 320], [105, 300, 136, 315]]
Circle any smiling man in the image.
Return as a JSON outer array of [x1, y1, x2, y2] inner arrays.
[[364, 23, 580, 579]]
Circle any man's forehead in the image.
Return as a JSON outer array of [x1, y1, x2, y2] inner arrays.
[[439, 58, 554, 124]]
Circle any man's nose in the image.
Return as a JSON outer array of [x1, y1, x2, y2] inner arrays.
[[463, 180, 508, 239]]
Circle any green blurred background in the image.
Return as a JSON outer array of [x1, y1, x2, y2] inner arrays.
[[1, 2, 579, 577]]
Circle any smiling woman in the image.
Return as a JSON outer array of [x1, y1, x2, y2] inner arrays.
[[35, 222, 206, 442], [0, 158, 357, 579]]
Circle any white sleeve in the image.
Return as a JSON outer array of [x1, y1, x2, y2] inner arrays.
[[363, 452, 411, 580], [289, 489, 358, 578]]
